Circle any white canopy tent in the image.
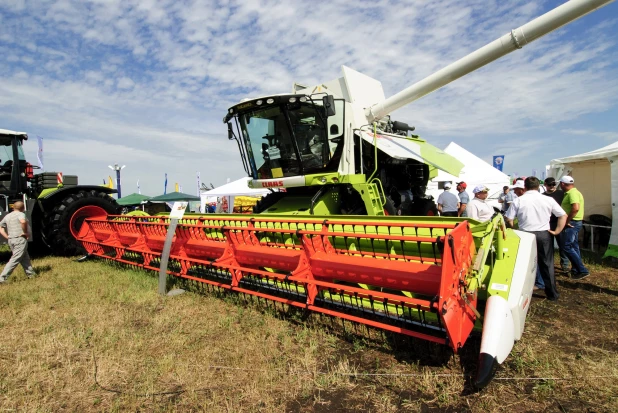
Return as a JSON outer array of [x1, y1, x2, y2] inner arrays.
[[549, 141, 618, 259], [200, 177, 271, 213], [426, 142, 511, 207]]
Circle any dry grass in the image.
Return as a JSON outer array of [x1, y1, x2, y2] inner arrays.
[[0, 250, 616, 412]]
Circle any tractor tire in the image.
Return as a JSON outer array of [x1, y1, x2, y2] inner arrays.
[[42, 190, 119, 256]]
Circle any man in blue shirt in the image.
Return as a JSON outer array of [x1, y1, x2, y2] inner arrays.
[[456, 182, 469, 217]]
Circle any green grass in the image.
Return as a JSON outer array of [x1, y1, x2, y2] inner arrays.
[[0, 252, 616, 412]]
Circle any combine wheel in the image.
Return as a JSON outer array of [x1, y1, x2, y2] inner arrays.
[[253, 191, 285, 213], [43, 190, 119, 256]]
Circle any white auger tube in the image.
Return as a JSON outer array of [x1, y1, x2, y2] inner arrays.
[[366, 0, 615, 122]]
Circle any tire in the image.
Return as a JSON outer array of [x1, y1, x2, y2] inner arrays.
[[384, 198, 397, 215], [42, 190, 119, 256], [253, 191, 285, 214]]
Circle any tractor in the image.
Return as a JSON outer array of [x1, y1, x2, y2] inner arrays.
[[0, 129, 119, 255]]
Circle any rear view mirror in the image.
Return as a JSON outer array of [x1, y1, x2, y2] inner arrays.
[[323, 95, 336, 117], [330, 124, 339, 135], [227, 123, 234, 140]]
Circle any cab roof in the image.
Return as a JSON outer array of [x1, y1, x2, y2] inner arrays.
[[0, 129, 28, 139]]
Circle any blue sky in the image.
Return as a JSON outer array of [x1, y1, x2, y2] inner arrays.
[[1, 0, 617, 196]]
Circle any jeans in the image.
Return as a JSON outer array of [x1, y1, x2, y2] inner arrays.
[[559, 220, 588, 274], [535, 265, 545, 289], [554, 233, 569, 269]]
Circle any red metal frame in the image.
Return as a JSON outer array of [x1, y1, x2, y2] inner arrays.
[[75, 215, 478, 350]]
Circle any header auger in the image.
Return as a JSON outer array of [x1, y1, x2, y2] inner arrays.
[[73, 0, 614, 388]]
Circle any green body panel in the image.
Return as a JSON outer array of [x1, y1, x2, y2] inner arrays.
[[303, 173, 367, 186], [37, 187, 63, 199], [411, 137, 464, 177], [603, 243, 618, 259]]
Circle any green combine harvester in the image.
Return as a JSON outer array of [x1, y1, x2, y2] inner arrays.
[[72, 0, 614, 387]]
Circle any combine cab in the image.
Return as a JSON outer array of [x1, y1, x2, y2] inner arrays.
[[72, 0, 614, 387]]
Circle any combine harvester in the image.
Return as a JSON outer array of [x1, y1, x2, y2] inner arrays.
[[74, 0, 614, 387]]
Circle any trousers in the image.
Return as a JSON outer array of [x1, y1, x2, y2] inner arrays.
[[0, 237, 36, 281], [529, 230, 559, 300]]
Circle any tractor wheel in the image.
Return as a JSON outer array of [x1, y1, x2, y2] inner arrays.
[[42, 190, 119, 256]]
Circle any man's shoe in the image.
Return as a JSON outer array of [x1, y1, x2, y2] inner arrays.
[[571, 272, 590, 280], [533, 285, 543, 291], [561, 266, 570, 273]]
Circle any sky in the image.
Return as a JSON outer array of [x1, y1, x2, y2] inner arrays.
[[1, 0, 617, 197]]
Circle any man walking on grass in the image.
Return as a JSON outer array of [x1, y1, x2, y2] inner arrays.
[[0, 201, 37, 283]]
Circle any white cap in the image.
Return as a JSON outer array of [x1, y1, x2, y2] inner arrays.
[[444, 182, 452, 189], [510, 180, 525, 189], [559, 176, 574, 184], [473, 185, 489, 194]]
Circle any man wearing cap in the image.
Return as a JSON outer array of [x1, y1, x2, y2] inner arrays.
[[505, 177, 566, 301], [559, 176, 589, 279], [498, 185, 518, 214], [456, 182, 469, 217], [437, 183, 460, 217], [543, 177, 569, 271], [466, 185, 494, 222]]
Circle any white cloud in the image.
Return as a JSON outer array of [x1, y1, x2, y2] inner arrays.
[[0, 0, 617, 194]]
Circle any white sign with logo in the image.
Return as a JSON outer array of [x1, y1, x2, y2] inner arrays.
[[169, 202, 188, 219]]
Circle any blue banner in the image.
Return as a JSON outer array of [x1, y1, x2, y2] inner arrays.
[[164, 173, 168, 194], [492, 155, 505, 171]]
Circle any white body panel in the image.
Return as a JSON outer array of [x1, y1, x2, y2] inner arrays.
[[508, 230, 537, 340], [480, 295, 515, 363], [480, 229, 537, 364]]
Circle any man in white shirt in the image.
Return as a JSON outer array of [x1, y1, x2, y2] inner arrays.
[[466, 185, 494, 222], [505, 176, 567, 301]]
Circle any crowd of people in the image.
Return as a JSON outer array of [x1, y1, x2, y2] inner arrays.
[[437, 175, 589, 302]]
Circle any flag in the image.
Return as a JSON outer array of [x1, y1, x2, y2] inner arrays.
[[36, 136, 44, 170], [137, 179, 141, 194], [492, 155, 504, 171], [196, 172, 201, 197], [175, 183, 179, 192], [164, 173, 168, 194], [104, 176, 114, 189], [179, 185, 183, 192], [532, 169, 537, 177]]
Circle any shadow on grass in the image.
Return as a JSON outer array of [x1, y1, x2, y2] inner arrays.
[[557, 278, 618, 297]]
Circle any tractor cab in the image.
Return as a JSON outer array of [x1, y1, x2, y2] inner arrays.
[[0, 129, 31, 205], [225, 94, 345, 181]]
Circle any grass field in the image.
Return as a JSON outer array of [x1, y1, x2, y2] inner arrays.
[[0, 251, 616, 412]]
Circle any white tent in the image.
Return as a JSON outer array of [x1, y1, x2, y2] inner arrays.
[[549, 141, 618, 259], [200, 177, 271, 213], [426, 142, 511, 207]]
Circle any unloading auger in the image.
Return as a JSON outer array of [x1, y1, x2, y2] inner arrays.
[[74, 0, 614, 388]]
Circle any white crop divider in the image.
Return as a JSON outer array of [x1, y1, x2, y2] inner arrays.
[[159, 202, 189, 296]]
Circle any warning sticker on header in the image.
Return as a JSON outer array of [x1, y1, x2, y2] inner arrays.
[[491, 283, 509, 292]]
